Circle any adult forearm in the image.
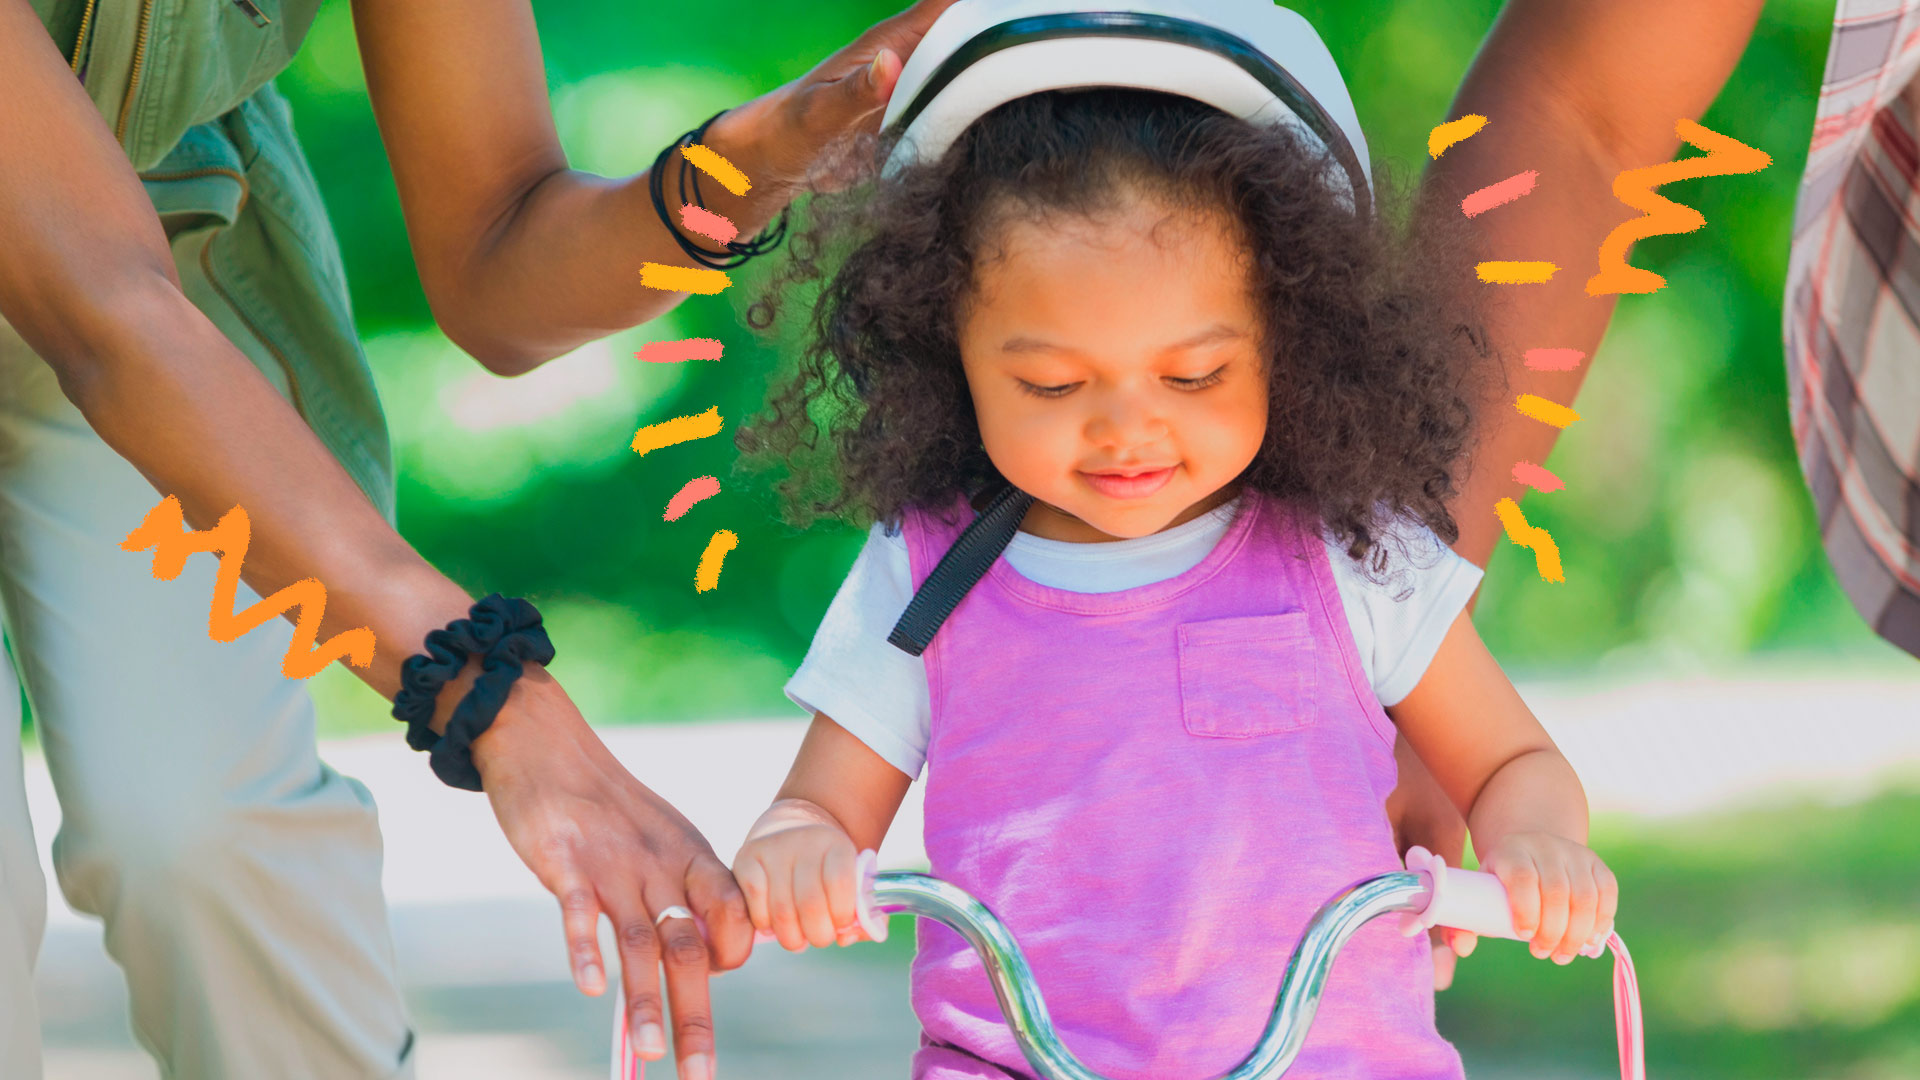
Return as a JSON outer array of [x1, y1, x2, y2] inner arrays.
[[1430, 0, 1765, 570], [428, 98, 797, 375], [1425, 83, 1628, 571], [56, 275, 479, 716], [1388, 734, 1469, 860]]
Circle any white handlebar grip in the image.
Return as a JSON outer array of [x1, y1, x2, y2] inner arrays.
[[854, 849, 889, 943], [1401, 846, 1608, 958], [1416, 851, 1522, 939]]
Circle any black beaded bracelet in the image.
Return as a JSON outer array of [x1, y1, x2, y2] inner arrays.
[[391, 594, 555, 791], [647, 109, 790, 270]]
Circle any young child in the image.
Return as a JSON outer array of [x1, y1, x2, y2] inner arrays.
[[732, 6, 1617, 1077]]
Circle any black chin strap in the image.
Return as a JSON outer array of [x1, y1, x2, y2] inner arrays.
[[887, 484, 1036, 657]]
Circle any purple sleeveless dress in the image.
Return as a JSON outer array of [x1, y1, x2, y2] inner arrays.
[[899, 488, 1464, 1080]]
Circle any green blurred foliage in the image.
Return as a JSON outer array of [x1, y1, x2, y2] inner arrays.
[[1441, 784, 1920, 1078], [275, 0, 1913, 735]]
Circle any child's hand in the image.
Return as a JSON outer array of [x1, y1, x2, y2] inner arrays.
[[1480, 833, 1619, 965], [732, 798, 870, 952]]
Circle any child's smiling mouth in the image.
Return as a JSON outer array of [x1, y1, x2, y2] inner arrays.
[[1078, 465, 1177, 499]]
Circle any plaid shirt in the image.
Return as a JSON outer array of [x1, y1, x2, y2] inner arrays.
[[1785, 0, 1920, 657]]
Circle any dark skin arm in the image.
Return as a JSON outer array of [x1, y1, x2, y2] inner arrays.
[[352, 0, 941, 375], [1388, 0, 1766, 986], [0, 3, 959, 1076]]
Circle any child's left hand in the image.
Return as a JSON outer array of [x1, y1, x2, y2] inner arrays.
[[1480, 833, 1619, 965]]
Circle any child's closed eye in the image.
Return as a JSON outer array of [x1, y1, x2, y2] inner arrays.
[[1017, 379, 1081, 399], [1165, 365, 1227, 390], [1015, 365, 1227, 399]]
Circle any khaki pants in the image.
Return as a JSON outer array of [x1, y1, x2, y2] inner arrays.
[[0, 330, 415, 1077]]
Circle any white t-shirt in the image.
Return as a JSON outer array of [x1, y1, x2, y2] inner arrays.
[[786, 497, 1483, 779]]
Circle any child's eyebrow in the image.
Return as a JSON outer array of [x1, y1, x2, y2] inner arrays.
[[999, 323, 1246, 356]]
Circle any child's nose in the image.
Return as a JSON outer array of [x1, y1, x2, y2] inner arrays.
[[1087, 400, 1170, 451]]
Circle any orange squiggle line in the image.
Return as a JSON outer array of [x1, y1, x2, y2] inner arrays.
[[1495, 497, 1564, 584], [120, 496, 377, 679], [1586, 118, 1771, 296]]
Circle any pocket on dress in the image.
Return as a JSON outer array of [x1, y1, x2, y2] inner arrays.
[[1176, 612, 1318, 738]]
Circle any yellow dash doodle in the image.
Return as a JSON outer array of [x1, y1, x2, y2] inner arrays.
[[632, 406, 723, 457], [120, 496, 377, 679], [1515, 394, 1582, 429], [1587, 118, 1772, 296], [681, 145, 751, 196], [1477, 261, 1559, 284], [694, 530, 739, 593], [639, 263, 733, 295], [1429, 114, 1489, 159], [1495, 497, 1564, 583]]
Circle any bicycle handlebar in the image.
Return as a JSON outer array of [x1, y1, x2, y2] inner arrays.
[[869, 866, 1436, 1080], [611, 850, 1644, 1080]]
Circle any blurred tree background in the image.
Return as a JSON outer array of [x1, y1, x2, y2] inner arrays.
[[279, 0, 1908, 734]]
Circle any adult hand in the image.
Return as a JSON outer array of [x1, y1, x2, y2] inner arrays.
[[703, 0, 963, 198], [472, 671, 750, 1080]]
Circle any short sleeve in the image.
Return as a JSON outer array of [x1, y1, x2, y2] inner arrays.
[[784, 523, 933, 779], [1325, 522, 1484, 708]]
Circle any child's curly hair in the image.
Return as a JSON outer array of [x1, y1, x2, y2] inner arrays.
[[739, 88, 1498, 579]]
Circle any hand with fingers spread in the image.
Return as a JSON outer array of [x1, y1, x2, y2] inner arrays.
[[469, 673, 749, 1080], [698, 0, 964, 203], [1480, 833, 1620, 966], [733, 798, 875, 952]]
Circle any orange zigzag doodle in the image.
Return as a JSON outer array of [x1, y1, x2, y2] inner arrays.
[[1587, 118, 1771, 296], [120, 496, 377, 679]]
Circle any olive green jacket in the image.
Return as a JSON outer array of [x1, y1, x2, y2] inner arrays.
[[31, 0, 395, 519]]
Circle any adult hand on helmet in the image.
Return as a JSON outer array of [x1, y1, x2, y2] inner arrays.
[[702, 0, 962, 199]]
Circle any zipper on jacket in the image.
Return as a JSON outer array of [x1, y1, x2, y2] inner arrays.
[[113, 0, 158, 144], [231, 0, 272, 28], [67, 0, 99, 73], [139, 167, 252, 215]]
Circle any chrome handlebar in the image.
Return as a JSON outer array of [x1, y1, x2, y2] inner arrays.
[[870, 869, 1430, 1080], [611, 859, 1642, 1080]]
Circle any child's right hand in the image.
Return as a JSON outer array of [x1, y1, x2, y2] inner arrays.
[[1481, 832, 1619, 965], [732, 798, 871, 951]]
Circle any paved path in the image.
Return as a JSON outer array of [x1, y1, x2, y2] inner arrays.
[[23, 665, 1920, 1078]]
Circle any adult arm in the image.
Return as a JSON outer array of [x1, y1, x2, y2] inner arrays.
[[0, 7, 749, 1074], [352, 0, 961, 373], [1388, 0, 1766, 986], [1429, 0, 1767, 568], [0, 2, 960, 1076]]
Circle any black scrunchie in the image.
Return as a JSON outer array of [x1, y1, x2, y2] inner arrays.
[[391, 594, 555, 791]]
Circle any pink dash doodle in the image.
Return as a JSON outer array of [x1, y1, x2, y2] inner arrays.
[[1511, 461, 1566, 493], [1461, 170, 1539, 218], [637, 338, 725, 363], [1523, 348, 1588, 372], [679, 204, 739, 246], [664, 476, 722, 522]]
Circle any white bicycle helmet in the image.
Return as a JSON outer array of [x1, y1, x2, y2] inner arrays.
[[880, 0, 1373, 216]]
